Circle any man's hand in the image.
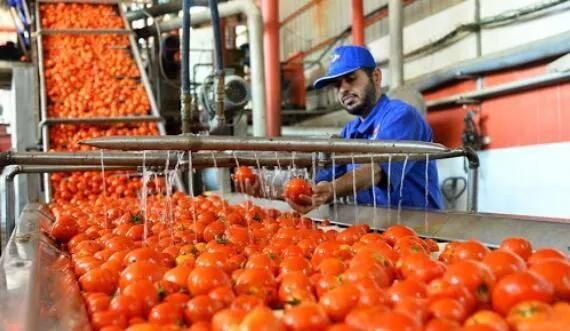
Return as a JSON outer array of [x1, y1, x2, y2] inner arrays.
[[286, 181, 333, 214], [232, 175, 262, 197]]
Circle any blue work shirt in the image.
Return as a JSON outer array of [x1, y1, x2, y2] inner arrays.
[[315, 95, 444, 210]]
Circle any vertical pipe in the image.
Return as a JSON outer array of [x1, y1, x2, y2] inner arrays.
[[389, 0, 404, 88], [351, 0, 365, 46], [467, 166, 479, 212], [181, 0, 193, 134], [261, 0, 281, 137], [209, 0, 226, 128]]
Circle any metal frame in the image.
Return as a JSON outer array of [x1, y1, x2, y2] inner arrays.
[[33, 0, 173, 202]]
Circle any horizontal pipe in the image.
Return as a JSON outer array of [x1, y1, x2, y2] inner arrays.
[[80, 135, 450, 154], [247, 126, 342, 137], [38, 0, 119, 3], [409, 31, 570, 92], [125, 0, 210, 21], [36, 28, 131, 35], [40, 116, 163, 126], [427, 71, 570, 109], [0, 149, 469, 168]]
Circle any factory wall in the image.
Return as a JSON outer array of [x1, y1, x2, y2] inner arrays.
[[278, 0, 570, 218]]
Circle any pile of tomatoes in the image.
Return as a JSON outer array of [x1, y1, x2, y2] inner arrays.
[[48, 191, 570, 331], [41, 3, 159, 202]]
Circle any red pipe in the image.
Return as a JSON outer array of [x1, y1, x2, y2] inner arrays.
[[352, 0, 365, 45], [261, 0, 281, 137]]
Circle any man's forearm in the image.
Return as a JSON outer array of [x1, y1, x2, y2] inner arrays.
[[325, 164, 382, 202]]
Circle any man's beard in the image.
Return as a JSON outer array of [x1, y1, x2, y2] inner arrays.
[[340, 81, 377, 117]]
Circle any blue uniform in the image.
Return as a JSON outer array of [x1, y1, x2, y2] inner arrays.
[[315, 95, 444, 210]]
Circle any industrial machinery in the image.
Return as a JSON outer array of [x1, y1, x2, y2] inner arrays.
[[1, 1, 569, 330]]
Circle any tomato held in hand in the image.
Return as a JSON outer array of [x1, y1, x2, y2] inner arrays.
[[234, 166, 256, 185], [284, 177, 313, 206]]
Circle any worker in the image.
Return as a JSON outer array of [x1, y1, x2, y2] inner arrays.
[[236, 45, 444, 214]]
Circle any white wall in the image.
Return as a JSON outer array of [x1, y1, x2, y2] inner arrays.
[[437, 142, 570, 219]]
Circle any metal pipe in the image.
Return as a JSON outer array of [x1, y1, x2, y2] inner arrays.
[[39, 116, 163, 126], [80, 135, 450, 154], [389, 0, 404, 88], [140, 0, 267, 136], [351, 0, 365, 45], [261, 0, 281, 137], [426, 71, 570, 109], [0, 166, 17, 251], [209, 0, 226, 131], [180, 0, 192, 134], [247, 126, 342, 137], [409, 31, 570, 92], [125, 0, 210, 21]]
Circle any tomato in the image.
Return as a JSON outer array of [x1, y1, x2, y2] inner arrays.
[[187, 266, 231, 296], [342, 262, 391, 289], [282, 302, 331, 331], [279, 256, 312, 276], [162, 264, 192, 289], [109, 294, 143, 320], [184, 295, 225, 324], [283, 177, 313, 206], [347, 309, 420, 331], [230, 295, 264, 311], [311, 241, 353, 267], [119, 261, 166, 289], [208, 286, 236, 308], [317, 258, 346, 276], [233, 268, 276, 304], [387, 279, 427, 304], [452, 240, 490, 261], [506, 300, 553, 330], [319, 284, 360, 322], [164, 292, 191, 310], [443, 260, 496, 305], [240, 306, 285, 331], [123, 247, 159, 265], [73, 256, 103, 277], [398, 253, 446, 283], [91, 310, 128, 330], [527, 248, 568, 266], [460, 325, 500, 331], [491, 271, 554, 315], [424, 318, 460, 331], [85, 292, 111, 314], [245, 253, 278, 276], [499, 237, 533, 261], [464, 310, 509, 331], [121, 279, 160, 315], [394, 297, 429, 325], [211, 308, 246, 331], [382, 225, 417, 246], [234, 166, 256, 185], [529, 259, 570, 300], [482, 250, 527, 281], [427, 279, 477, 314], [326, 323, 359, 331], [428, 298, 467, 322], [51, 215, 79, 243], [79, 267, 118, 295], [148, 302, 183, 325]]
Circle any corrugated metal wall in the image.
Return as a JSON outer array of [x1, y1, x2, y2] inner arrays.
[[279, 0, 465, 62]]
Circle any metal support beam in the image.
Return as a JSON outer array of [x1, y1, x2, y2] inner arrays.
[[389, 0, 404, 88]]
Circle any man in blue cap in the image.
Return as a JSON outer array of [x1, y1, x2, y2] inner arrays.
[[285, 45, 444, 213]]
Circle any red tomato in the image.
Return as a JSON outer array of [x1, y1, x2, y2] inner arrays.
[[527, 248, 568, 266], [464, 310, 509, 331], [187, 266, 231, 296], [282, 302, 331, 331], [79, 267, 118, 295], [428, 298, 467, 323], [491, 271, 554, 315], [319, 284, 360, 322], [443, 260, 496, 305], [283, 177, 313, 206], [387, 279, 427, 304], [211, 308, 246, 331], [240, 306, 285, 331], [51, 215, 79, 243], [382, 225, 417, 246], [529, 259, 570, 301], [452, 240, 490, 261], [183, 295, 225, 324], [148, 302, 183, 325], [234, 166, 256, 185], [482, 250, 527, 281], [505, 300, 553, 331], [398, 253, 446, 283], [499, 237, 533, 261]]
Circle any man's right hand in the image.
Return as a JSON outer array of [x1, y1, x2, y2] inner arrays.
[[286, 181, 333, 214], [232, 175, 262, 197]]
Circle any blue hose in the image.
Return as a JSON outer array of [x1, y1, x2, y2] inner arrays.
[[208, 0, 224, 73], [181, 0, 192, 94]]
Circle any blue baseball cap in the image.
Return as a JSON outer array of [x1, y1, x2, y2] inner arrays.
[[313, 45, 377, 89]]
